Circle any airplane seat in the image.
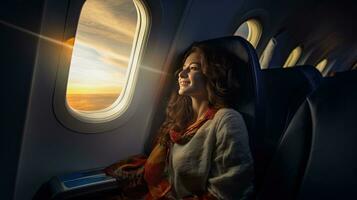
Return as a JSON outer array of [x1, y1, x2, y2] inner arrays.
[[200, 36, 264, 188], [258, 71, 357, 200], [256, 65, 322, 188]]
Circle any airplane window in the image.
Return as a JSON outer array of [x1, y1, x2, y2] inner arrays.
[[260, 38, 277, 69], [316, 58, 328, 73], [283, 46, 302, 68], [234, 19, 262, 48], [66, 0, 138, 112], [52, 0, 150, 127]]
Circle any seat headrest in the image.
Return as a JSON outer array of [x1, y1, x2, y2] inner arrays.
[[197, 36, 263, 115], [261, 65, 322, 133], [199, 36, 255, 64]]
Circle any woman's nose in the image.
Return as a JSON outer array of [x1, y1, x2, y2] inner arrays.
[[178, 69, 188, 78]]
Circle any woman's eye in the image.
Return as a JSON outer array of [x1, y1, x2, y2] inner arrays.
[[189, 64, 199, 70]]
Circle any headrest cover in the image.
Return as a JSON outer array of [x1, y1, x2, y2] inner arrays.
[[198, 36, 259, 72], [196, 36, 262, 111]]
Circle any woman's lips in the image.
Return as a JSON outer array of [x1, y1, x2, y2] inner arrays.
[[179, 80, 190, 86]]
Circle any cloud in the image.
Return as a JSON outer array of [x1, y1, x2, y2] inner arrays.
[[80, 0, 137, 38], [100, 55, 129, 69], [68, 49, 128, 88], [72, 39, 130, 74], [67, 0, 138, 95]]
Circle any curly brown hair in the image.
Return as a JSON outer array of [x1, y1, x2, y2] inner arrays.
[[156, 42, 248, 139]]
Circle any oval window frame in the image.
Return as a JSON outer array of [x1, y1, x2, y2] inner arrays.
[[53, 0, 151, 133], [234, 18, 263, 48]]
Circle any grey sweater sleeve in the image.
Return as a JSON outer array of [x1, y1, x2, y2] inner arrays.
[[207, 110, 255, 200]]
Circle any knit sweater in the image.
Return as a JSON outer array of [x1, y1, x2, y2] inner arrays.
[[169, 108, 254, 200]]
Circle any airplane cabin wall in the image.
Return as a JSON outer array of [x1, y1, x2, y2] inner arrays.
[[14, 0, 187, 199], [0, 1, 44, 199], [13, 0, 318, 199]]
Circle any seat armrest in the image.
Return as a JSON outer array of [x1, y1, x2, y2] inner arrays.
[[33, 168, 120, 200]]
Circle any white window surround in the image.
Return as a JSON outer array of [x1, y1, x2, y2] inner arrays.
[[53, 0, 151, 133], [234, 19, 263, 48]]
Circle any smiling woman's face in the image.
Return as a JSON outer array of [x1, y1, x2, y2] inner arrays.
[[178, 51, 208, 99]]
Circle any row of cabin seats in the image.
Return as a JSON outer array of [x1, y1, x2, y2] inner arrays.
[[256, 66, 322, 188], [200, 36, 326, 194], [226, 35, 357, 199], [185, 37, 357, 199], [258, 71, 357, 199]]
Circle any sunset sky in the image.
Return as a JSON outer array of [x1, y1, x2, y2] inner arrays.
[[66, 0, 137, 95]]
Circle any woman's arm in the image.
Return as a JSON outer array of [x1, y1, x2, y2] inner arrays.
[[207, 110, 255, 200]]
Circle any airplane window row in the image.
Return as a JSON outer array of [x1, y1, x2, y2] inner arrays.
[[234, 19, 332, 74], [60, 0, 354, 132]]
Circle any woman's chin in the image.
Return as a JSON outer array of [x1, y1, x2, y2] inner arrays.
[[178, 89, 189, 96], [178, 91, 185, 95]]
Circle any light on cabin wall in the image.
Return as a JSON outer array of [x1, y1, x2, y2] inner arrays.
[[283, 46, 302, 68], [316, 58, 328, 73], [234, 19, 262, 48]]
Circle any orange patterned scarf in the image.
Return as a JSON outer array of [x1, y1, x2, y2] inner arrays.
[[105, 108, 218, 200]]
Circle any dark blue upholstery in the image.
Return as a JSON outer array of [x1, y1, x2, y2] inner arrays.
[[259, 71, 357, 199], [197, 39, 324, 192], [256, 66, 322, 187]]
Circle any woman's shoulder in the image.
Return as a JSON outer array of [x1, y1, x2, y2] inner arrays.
[[213, 108, 245, 127], [213, 108, 249, 140], [215, 108, 243, 120]]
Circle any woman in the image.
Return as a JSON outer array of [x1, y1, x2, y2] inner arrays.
[[106, 42, 254, 200]]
